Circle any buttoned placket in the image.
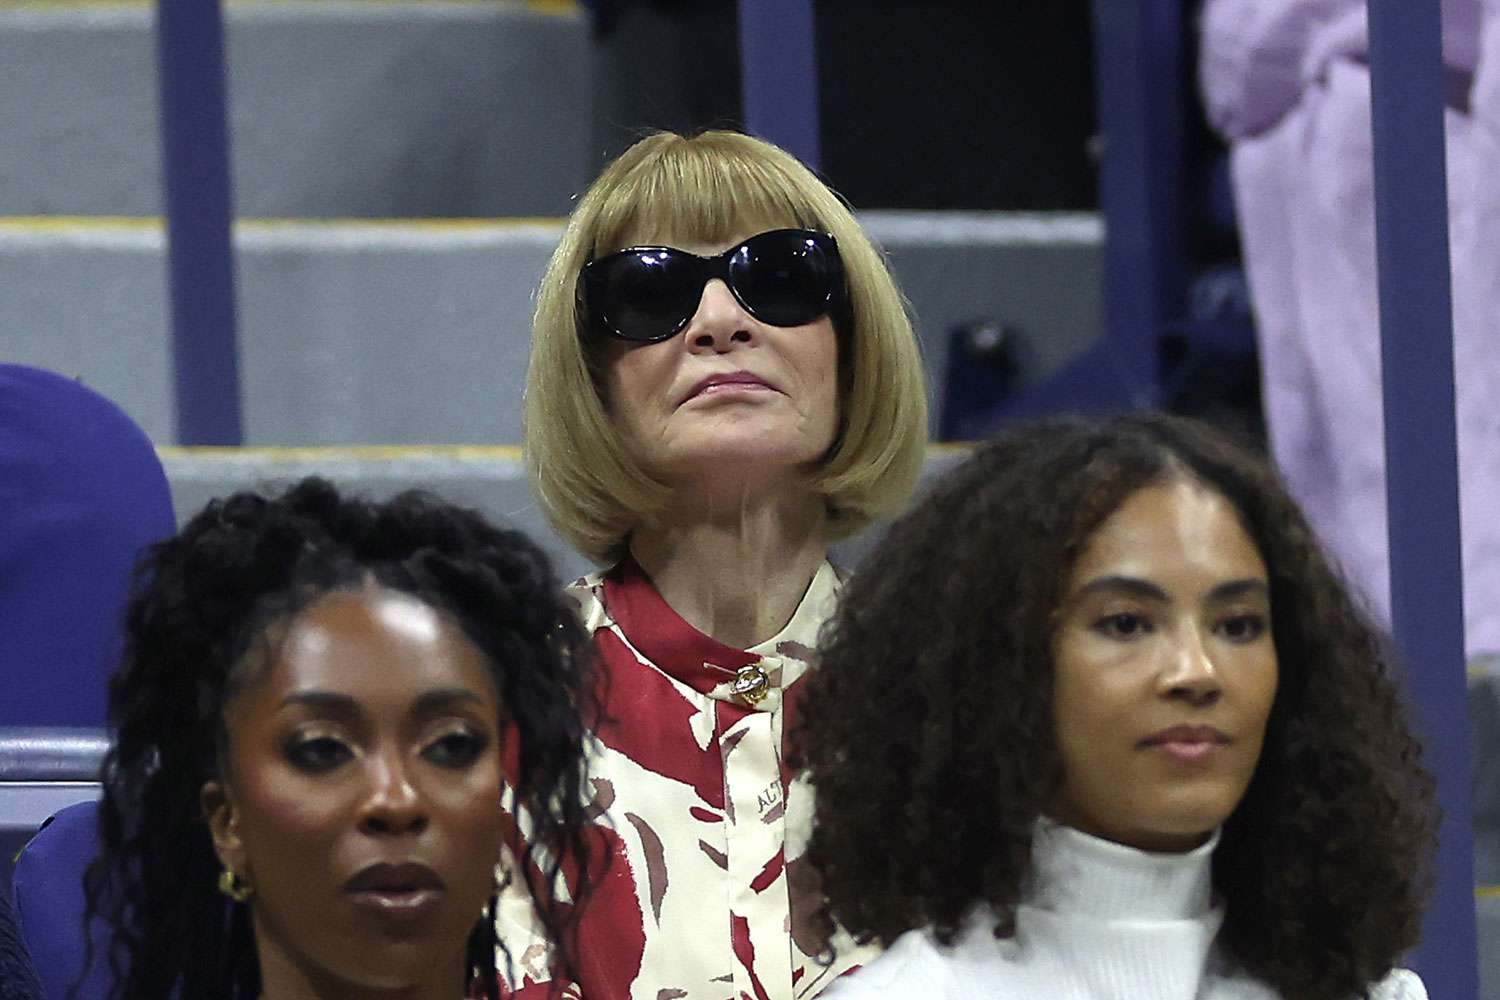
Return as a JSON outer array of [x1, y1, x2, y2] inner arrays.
[[711, 655, 793, 1000]]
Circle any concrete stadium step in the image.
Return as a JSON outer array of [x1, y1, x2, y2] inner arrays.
[[0, 211, 1103, 446], [0, 0, 592, 218], [157, 444, 972, 582]]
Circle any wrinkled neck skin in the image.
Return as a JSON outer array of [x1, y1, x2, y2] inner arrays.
[[255, 927, 467, 1000], [630, 475, 829, 651]]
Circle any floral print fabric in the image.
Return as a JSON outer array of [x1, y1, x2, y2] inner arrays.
[[498, 557, 875, 999]]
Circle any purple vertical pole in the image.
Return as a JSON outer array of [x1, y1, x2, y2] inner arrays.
[[156, 0, 242, 445], [1366, 0, 1477, 994], [1089, 0, 1182, 401], [737, 0, 821, 170]]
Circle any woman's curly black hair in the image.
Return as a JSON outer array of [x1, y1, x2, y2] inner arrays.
[[799, 412, 1435, 1000], [81, 477, 595, 999]]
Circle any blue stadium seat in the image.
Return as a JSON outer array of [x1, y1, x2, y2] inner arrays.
[[11, 801, 113, 1000], [0, 364, 175, 726]]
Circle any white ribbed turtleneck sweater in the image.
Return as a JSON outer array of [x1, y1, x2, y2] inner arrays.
[[821, 822, 1426, 1000]]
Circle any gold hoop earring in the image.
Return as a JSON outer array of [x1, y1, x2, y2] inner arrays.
[[217, 868, 254, 903]]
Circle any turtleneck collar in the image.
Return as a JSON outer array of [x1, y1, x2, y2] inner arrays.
[[1027, 819, 1219, 921]]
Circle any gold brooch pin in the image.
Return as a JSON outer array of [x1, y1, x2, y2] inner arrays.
[[730, 663, 771, 706]]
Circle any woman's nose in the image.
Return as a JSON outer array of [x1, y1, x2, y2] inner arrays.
[[1160, 628, 1223, 706], [685, 278, 756, 352], [358, 752, 428, 835]]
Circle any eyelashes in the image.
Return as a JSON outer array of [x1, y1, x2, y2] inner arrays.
[[282, 727, 491, 775], [1092, 611, 1151, 639], [285, 735, 352, 774], [1215, 613, 1270, 643], [1088, 610, 1271, 643], [420, 729, 488, 767]]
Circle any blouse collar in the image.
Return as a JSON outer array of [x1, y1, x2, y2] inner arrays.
[[594, 556, 840, 709]]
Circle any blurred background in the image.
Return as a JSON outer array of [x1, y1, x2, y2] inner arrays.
[[0, 0, 1260, 561], [0, 0, 1492, 995]]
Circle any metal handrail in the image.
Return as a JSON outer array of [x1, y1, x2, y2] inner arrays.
[[0, 728, 109, 783]]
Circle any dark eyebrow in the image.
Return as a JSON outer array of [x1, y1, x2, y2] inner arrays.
[[1072, 576, 1270, 604], [1207, 579, 1271, 602], [279, 690, 359, 713], [412, 688, 486, 715], [1073, 576, 1169, 602], [278, 688, 487, 725]]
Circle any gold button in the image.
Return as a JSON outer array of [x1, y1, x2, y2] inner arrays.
[[731, 663, 770, 706]]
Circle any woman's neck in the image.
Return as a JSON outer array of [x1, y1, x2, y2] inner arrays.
[[259, 989, 457, 1000], [255, 933, 466, 1000], [630, 485, 829, 650], [258, 977, 461, 1000]]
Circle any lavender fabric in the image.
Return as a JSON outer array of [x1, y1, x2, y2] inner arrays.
[[0, 886, 43, 1000], [1201, 0, 1480, 140], [1200, 0, 1500, 656], [0, 365, 175, 724]]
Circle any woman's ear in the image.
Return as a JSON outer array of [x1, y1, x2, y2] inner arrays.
[[201, 779, 245, 872]]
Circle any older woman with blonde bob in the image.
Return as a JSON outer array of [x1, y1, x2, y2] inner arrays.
[[502, 130, 927, 999]]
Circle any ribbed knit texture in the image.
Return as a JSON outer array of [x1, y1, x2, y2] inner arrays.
[[0, 888, 43, 1000], [822, 821, 1427, 1000]]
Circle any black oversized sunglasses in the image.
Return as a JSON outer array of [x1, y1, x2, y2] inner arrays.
[[579, 228, 844, 343]]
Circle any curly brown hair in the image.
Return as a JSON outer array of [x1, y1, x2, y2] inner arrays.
[[799, 412, 1434, 1000]]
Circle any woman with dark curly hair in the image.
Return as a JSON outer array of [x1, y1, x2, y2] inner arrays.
[[83, 477, 593, 999], [800, 412, 1434, 1000]]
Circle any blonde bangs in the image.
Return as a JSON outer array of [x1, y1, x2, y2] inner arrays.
[[587, 132, 830, 253]]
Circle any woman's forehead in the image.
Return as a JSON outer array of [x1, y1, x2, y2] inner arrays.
[[1069, 479, 1266, 586], [229, 586, 498, 711]]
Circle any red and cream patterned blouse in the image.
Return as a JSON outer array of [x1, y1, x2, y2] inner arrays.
[[498, 557, 877, 999]]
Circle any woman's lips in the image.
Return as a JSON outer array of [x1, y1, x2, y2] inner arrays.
[[345, 887, 445, 922], [343, 862, 446, 922], [1140, 725, 1230, 764], [683, 372, 778, 402], [1151, 740, 1223, 764]]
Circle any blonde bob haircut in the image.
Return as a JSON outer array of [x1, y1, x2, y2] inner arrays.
[[525, 130, 929, 565]]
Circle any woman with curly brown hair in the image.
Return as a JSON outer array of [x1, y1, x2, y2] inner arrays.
[[800, 412, 1434, 1000]]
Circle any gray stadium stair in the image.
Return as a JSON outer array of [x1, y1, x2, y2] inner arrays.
[[0, 0, 592, 219], [0, 212, 1103, 446]]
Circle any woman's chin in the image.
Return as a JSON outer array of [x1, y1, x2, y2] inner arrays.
[[654, 439, 831, 487]]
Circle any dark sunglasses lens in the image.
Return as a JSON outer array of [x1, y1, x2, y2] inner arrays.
[[729, 232, 837, 327], [594, 250, 700, 341]]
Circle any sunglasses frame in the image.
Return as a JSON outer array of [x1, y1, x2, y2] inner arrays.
[[579, 228, 844, 344]]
